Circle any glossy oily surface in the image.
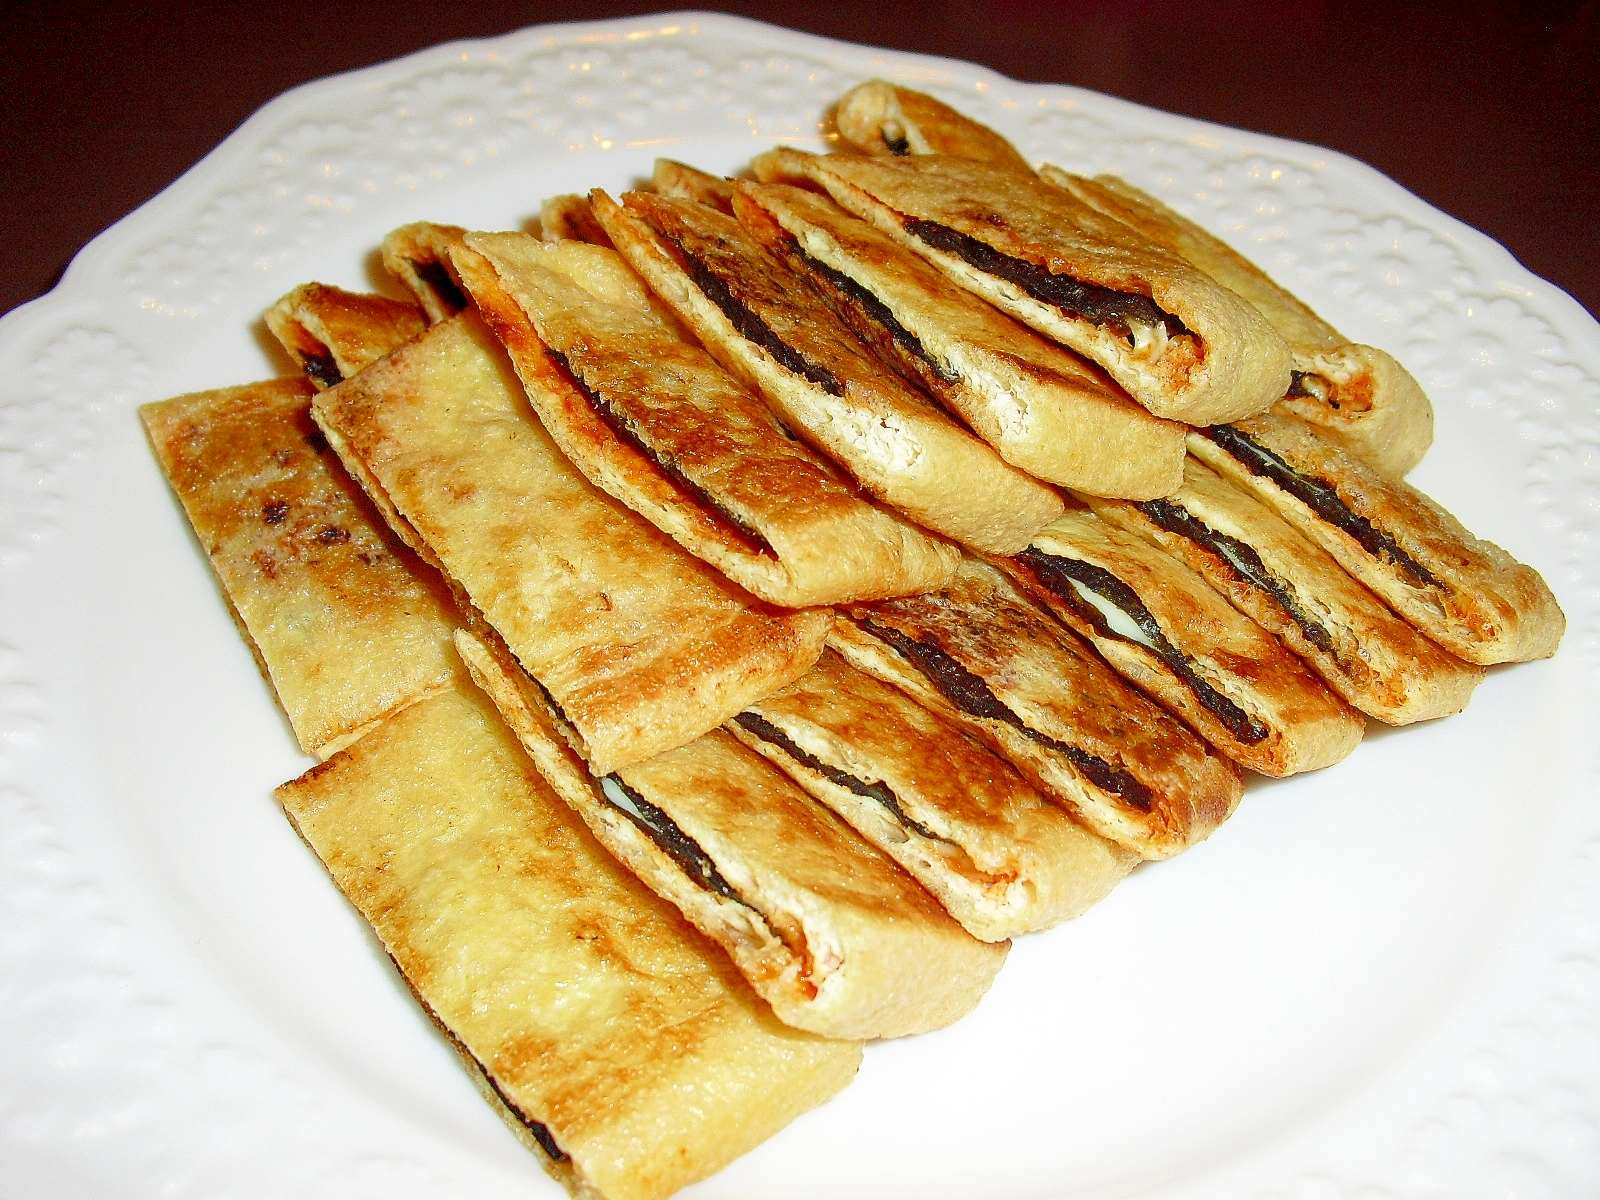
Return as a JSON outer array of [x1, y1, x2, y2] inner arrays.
[[1, 13, 1597, 1200]]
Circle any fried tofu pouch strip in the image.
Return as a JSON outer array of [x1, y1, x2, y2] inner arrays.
[[733, 179, 1186, 498], [1189, 412, 1565, 665], [458, 630, 1007, 1041], [278, 683, 861, 1200], [456, 230, 958, 605], [1082, 459, 1483, 724], [590, 188, 1064, 555], [537, 193, 617, 248], [311, 311, 831, 774], [997, 504, 1364, 777], [729, 649, 1135, 942], [831, 559, 1244, 859], [1044, 170, 1434, 476], [263, 283, 426, 391], [750, 147, 1291, 426], [831, 79, 1033, 172], [141, 377, 462, 759]]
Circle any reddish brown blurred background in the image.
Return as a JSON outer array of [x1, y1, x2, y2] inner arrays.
[[4, 0, 1597, 320]]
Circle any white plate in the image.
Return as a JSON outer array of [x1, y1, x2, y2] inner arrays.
[[2, 12, 1597, 1199]]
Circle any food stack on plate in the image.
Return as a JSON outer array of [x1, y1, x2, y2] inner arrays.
[[140, 81, 1564, 1200]]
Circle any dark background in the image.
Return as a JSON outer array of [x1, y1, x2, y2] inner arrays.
[[4, 0, 1598, 321]]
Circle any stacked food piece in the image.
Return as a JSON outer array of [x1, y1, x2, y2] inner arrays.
[[141, 80, 1564, 1200]]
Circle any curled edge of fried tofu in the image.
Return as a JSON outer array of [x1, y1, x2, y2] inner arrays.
[[263, 283, 427, 390], [831, 79, 1033, 173]]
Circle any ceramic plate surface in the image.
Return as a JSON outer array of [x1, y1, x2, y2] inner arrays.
[[2, 12, 1597, 1200]]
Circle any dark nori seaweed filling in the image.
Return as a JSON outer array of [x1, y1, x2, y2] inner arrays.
[[854, 617, 1154, 812], [1203, 424, 1440, 590], [599, 774, 747, 904], [883, 129, 911, 155], [1134, 499, 1336, 654], [1014, 548, 1269, 745], [658, 229, 845, 396], [544, 348, 776, 558], [901, 218, 1189, 343], [791, 243, 960, 385], [733, 711, 946, 842], [479, 1066, 570, 1163], [298, 351, 343, 390], [410, 258, 469, 315]]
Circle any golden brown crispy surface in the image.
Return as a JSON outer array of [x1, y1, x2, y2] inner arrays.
[[263, 283, 426, 389], [278, 684, 860, 1200], [1048, 170, 1433, 476], [733, 649, 1135, 941], [592, 187, 1064, 554], [832, 559, 1243, 859], [1085, 458, 1484, 725], [736, 179, 1186, 498], [831, 80, 1033, 172], [310, 312, 830, 773], [752, 148, 1292, 425], [460, 231, 958, 605], [1190, 412, 1565, 665], [458, 631, 1005, 1040], [1001, 505, 1364, 777], [141, 377, 461, 758]]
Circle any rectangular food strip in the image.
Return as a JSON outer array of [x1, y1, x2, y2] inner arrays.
[[729, 648, 1136, 941], [749, 146, 1292, 426], [141, 376, 462, 759], [592, 187, 1066, 555], [733, 179, 1187, 499], [278, 682, 861, 1200], [457, 629, 1007, 1041], [1084, 457, 1484, 725], [831, 557, 1244, 859], [1190, 411, 1564, 665], [999, 503, 1365, 777], [1045, 169, 1434, 477], [457, 229, 959, 606], [310, 310, 831, 774]]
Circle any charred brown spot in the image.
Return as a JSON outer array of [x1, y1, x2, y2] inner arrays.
[[543, 348, 777, 559], [734, 711, 946, 841], [299, 352, 343, 390], [315, 525, 351, 545], [1203, 424, 1440, 590], [1013, 547, 1269, 744], [854, 616, 1154, 812], [261, 500, 290, 525], [1134, 499, 1336, 654], [902, 218, 1189, 344], [658, 229, 845, 396]]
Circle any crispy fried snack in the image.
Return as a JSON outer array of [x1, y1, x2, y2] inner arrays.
[[751, 147, 1292, 426]]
